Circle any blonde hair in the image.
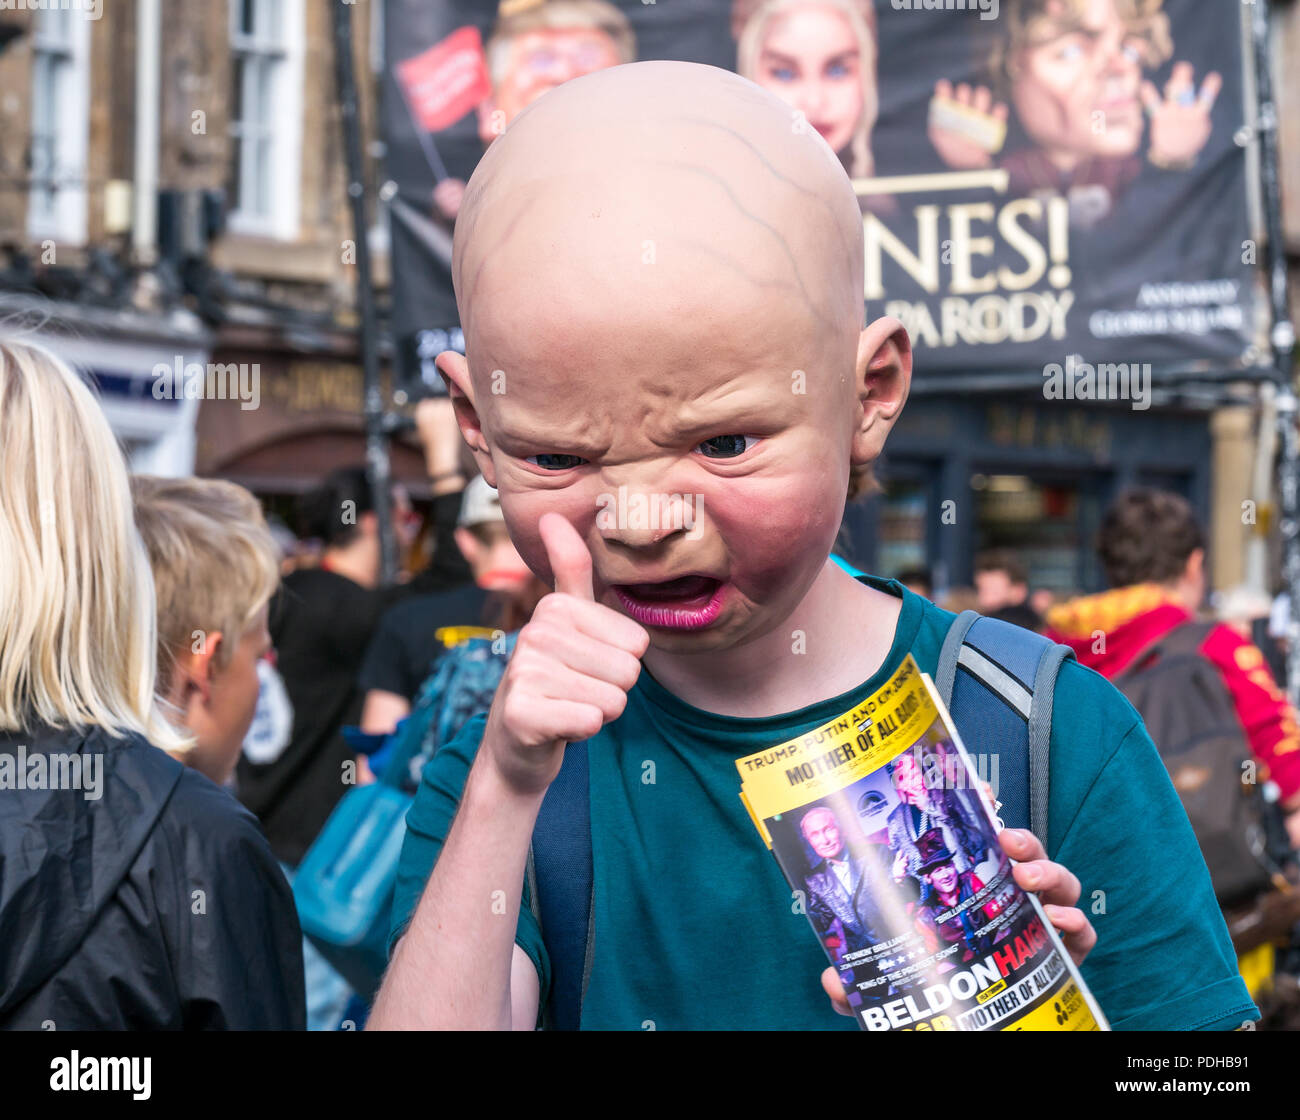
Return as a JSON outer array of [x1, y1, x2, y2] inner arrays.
[[0, 338, 187, 749], [734, 0, 878, 179], [132, 475, 280, 698]]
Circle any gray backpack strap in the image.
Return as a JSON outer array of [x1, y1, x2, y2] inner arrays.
[[1028, 643, 1073, 846], [936, 609, 980, 704], [938, 612, 1075, 850]]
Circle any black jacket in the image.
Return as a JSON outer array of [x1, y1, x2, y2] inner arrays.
[[0, 724, 305, 1029]]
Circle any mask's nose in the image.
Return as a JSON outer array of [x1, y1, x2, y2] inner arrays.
[[595, 487, 703, 549]]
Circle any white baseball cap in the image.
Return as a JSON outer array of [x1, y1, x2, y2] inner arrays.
[[456, 475, 505, 529]]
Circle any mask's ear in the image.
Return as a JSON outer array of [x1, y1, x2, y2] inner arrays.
[[435, 351, 497, 487], [850, 317, 912, 469]]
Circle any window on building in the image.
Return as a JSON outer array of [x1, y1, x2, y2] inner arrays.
[[28, 7, 90, 244], [972, 473, 1109, 596], [228, 0, 304, 239]]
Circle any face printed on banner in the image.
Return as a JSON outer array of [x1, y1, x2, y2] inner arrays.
[[801, 807, 845, 861], [441, 63, 903, 658], [751, 6, 864, 156], [1010, 0, 1154, 164], [478, 3, 634, 146], [736, 0, 878, 178], [494, 28, 623, 122]]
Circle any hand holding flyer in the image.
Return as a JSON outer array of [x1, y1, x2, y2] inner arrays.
[[736, 656, 1109, 1031]]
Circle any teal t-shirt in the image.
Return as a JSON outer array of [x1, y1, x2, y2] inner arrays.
[[390, 578, 1258, 1031]]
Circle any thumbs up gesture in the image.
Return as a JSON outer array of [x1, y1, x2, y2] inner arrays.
[[481, 513, 650, 796]]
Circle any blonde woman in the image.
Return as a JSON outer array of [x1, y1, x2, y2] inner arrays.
[[0, 339, 304, 1029]]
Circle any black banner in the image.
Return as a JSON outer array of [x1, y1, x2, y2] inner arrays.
[[382, 0, 1269, 396]]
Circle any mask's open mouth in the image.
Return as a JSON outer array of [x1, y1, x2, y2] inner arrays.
[[615, 574, 720, 605], [611, 576, 726, 630]]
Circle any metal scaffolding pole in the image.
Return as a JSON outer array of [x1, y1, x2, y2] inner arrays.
[[1253, 0, 1300, 704], [332, 0, 397, 586]]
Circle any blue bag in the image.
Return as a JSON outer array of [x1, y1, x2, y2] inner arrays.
[[294, 634, 514, 1000]]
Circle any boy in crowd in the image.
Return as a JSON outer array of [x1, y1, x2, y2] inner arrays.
[[133, 476, 280, 785], [371, 62, 1254, 1030], [1048, 488, 1300, 847], [973, 549, 1031, 615]]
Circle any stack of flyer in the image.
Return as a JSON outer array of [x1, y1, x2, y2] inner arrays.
[[737, 655, 1108, 1032]]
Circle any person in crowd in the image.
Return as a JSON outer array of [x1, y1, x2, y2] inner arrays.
[[236, 465, 399, 867], [359, 474, 547, 735], [237, 397, 469, 868], [237, 396, 469, 1029], [133, 476, 280, 786], [1047, 489, 1300, 849], [973, 548, 1031, 614], [0, 339, 304, 1029], [372, 63, 1254, 1032]]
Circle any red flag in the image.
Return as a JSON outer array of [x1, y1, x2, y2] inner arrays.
[[394, 26, 491, 133]]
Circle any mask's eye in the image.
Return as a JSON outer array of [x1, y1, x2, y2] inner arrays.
[[524, 453, 587, 470], [695, 435, 759, 459]]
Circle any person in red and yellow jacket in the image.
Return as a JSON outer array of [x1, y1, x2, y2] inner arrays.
[[1047, 488, 1300, 849]]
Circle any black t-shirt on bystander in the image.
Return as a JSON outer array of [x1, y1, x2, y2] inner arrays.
[[357, 583, 492, 704]]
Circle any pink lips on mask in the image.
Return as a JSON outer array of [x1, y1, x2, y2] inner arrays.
[[612, 575, 726, 630]]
